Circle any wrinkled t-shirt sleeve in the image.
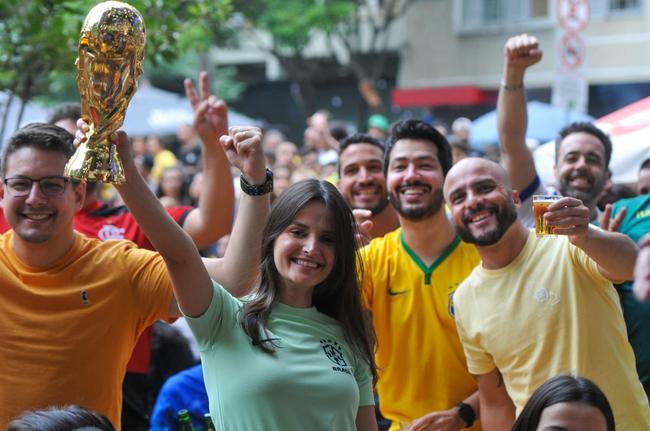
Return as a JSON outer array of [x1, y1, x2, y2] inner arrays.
[[183, 279, 242, 349], [354, 356, 375, 407], [453, 287, 496, 375], [569, 227, 619, 285], [123, 244, 175, 328]]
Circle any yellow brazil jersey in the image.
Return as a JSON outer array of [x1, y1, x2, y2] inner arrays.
[[360, 228, 481, 430]]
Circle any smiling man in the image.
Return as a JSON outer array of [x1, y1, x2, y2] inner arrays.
[[443, 157, 649, 431], [337, 133, 399, 239], [0, 123, 177, 429], [498, 34, 611, 226], [360, 120, 481, 430]]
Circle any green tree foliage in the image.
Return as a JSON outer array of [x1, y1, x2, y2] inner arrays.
[[0, 0, 232, 135], [233, 0, 413, 112], [147, 52, 245, 102], [236, 0, 354, 55]]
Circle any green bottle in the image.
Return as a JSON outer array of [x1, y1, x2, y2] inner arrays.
[[203, 413, 216, 431], [177, 409, 195, 431]]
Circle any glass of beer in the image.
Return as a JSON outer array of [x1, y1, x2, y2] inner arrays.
[[533, 195, 562, 236]]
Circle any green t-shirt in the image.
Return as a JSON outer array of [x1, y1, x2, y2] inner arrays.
[[185, 281, 374, 431], [613, 195, 650, 398]]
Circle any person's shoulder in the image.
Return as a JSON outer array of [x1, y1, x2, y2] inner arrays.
[[164, 364, 204, 390], [162, 149, 177, 160], [452, 267, 482, 302], [0, 230, 12, 246], [454, 239, 481, 262], [74, 231, 105, 249], [165, 205, 194, 220], [82, 235, 154, 259], [371, 227, 401, 245], [613, 194, 650, 211], [0, 231, 15, 263], [363, 227, 401, 256], [74, 203, 132, 232]]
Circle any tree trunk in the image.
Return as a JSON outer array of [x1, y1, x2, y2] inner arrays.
[[0, 80, 18, 144], [14, 72, 33, 131], [274, 54, 320, 117], [0, 93, 15, 144]]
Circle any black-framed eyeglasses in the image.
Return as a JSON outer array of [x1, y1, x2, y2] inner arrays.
[[3, 176, 71, 197]]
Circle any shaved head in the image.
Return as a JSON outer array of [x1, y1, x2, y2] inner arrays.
[[444, 157, 512, 201], [444, 157, 520, 246]]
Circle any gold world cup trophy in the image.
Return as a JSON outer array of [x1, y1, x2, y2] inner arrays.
[[64, 1, 146, 184]]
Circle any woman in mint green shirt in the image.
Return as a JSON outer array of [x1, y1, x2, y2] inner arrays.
[[115, 123, 378, 431], [190, 178, 379, 431]]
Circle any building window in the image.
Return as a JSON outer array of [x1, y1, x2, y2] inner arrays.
[[456, 0, 551, 34], [609, 0, 641, 11], [531, 0, 549, 18], [590, 0, 643, 16], [482, 0, 503, 23]]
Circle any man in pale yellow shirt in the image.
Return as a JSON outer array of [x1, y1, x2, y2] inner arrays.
[[443, 158, 650, 431]]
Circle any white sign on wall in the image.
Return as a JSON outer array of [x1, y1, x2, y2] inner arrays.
[[557, 0, 591, 32], [552, 73, 589, 113], [553, 0, 590, 113]]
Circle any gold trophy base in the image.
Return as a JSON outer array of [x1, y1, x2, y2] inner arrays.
[[64, 143, 125, 184]]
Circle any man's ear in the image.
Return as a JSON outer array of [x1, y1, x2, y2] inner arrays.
[[73, 181, 87, 212], [511, 189, 522, 208]]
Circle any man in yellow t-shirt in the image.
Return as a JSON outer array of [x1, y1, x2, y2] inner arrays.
[[361, 120, 481, 431], [0, 124, 177, 429], [148, 135, 179, 183], [443, 158, 650, 431]]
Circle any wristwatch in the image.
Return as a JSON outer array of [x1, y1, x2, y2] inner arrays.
[[456, 402, 476, 428], [240, 168, 273, 196]]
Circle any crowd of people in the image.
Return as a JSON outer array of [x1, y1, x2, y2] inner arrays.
[[1, 33, 649, 431]]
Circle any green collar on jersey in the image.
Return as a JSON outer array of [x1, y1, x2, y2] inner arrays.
[[400, 232, 461, 285]]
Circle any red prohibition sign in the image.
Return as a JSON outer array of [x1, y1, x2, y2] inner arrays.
[[557, 0, 591, 32], [559, 32, 585, 70]]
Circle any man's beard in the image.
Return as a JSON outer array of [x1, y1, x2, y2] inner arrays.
[[558, 169, 606, 207], [367, 196, 390, 216], [349, 191, 389, 215], [389, 183, 444, 221], [455, 200, 518, 246]]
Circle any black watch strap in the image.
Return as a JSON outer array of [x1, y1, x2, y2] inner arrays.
[[456, 402, 476, 428], [240, 168, 273, 196]]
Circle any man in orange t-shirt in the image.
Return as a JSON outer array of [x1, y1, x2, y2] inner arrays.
[[31, 73, 231, 430], [0, 123, 179, 429]]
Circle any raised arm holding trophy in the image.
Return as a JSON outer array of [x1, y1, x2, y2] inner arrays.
[[64, 1, 146, 184]]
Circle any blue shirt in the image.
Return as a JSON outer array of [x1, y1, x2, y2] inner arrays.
[[150, 364, 209, 431]]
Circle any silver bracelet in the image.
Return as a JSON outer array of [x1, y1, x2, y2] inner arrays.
[[500, 80, 524, 91]]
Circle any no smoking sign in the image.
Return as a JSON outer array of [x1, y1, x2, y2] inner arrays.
[[557, 0, 590, 32], [559, 32, 586, 70]]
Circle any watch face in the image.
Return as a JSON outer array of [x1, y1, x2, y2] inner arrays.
[[458, 403, 475, 426]]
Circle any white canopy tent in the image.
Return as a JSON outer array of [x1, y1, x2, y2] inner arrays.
[[533, 96, 650, 185], [470, 100, 594, 150], [122, 84, 260, 136]]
